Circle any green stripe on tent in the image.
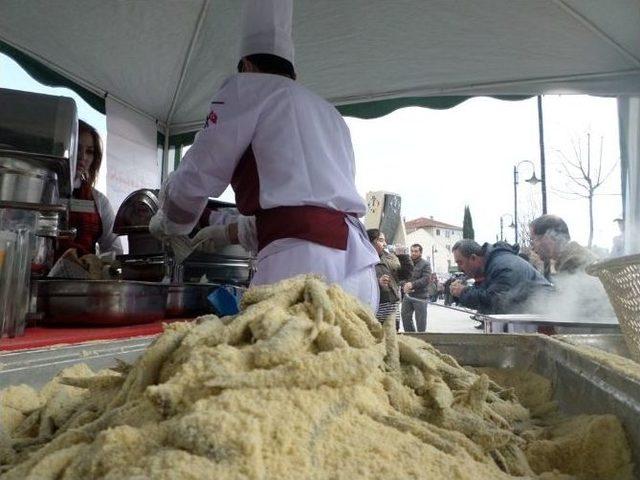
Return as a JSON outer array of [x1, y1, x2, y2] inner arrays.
[[0, 39, 105, 114], [166, 95, 530, 147], [337, 95, 530, 119], [169, 131, 197, 147]]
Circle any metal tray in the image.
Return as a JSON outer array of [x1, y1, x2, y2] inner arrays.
[[477, 313, 620, 334], [36, 279, 168, 326], [554, 333, 634, 359], [2, 333, 640, 476]]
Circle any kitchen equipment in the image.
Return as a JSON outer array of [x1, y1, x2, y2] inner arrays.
[[477, 313, 620, 334], [554, 333, 632, 359], [0, 89, 82, 336], [3, 333, 640, 476], [0, 155, 60, 204], [114, 188, 252, 286], [586, 254, 640, 362], [36, 279, 168, 326], [0, 209, 38, 338], [0, 88, 77, 197], [165, 283, 243, 318]]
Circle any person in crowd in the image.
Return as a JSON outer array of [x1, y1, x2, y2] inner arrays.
[[529, 215, 596, 274], [444, 272, 466, 306], [149, 0, 379, 309], [55, 120, 122, 260], [449, 239, 552, 315], [400, 243, 431, 332], [529, 214, 613, 319], [611, 217, 625, 257], [427, 273, 439, 302], [368, 229, 412, 326]]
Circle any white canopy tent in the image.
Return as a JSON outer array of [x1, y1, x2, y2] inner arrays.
[[1, 0, 639, 249], [2, 0, 639, 130]]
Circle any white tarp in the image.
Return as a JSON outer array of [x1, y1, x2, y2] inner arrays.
[[105, 97, 160, 211], [1, 0, 639, 132]]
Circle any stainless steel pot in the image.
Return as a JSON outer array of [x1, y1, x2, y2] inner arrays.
[[36, 279, 168, 326], [0, 157, 59, 205], [166, 283, 219, 318]]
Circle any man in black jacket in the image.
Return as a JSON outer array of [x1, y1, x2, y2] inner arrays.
[[401, 244, 432, 332], [450, 240, 552, 314]]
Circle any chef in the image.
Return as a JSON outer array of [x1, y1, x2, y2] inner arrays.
[[150, 0, 379, 309]]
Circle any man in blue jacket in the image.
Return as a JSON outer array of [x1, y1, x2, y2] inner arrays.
[[449, 239, 552, 314]]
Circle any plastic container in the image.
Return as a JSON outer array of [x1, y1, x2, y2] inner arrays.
[[0, 209, 37, 337]]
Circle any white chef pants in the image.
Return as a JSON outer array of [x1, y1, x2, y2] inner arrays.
[[338, 265, 379, 312]]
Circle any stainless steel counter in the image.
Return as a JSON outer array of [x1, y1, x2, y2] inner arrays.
[[477, 313, 620, 334], [2, 333, 640, 476]]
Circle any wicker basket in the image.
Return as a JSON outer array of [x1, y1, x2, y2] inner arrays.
[[586, 254, 640, 362]]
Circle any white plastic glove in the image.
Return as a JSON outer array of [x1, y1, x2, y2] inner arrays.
[[191, 224, 231, 253], [148, 212, 167, 241], [149, 212, 193, 264]]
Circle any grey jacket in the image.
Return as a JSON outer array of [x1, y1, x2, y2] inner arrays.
[[407, 257, 432, 299]]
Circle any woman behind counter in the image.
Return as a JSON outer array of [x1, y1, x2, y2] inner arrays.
[[55, 120, 122, 260]]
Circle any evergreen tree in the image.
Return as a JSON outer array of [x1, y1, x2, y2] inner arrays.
[[462, 206, 475, 240]]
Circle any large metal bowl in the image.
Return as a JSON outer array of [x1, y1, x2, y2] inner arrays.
[[36, 279, 168, 326]]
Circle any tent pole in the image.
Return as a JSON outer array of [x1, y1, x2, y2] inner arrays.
[[165, 0, 210, 126], [162, 127, 170, 183]]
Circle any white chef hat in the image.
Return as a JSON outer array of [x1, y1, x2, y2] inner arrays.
[[239, 0, 294, 64]]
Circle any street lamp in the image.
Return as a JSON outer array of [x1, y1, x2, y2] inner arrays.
[[499, 213, 515, 242], [431, 245, 437, 272], [513, 160, 541, 243]]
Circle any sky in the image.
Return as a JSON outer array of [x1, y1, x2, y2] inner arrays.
[[1, 53, 622, 251]]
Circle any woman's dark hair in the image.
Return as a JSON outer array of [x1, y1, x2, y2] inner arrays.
[[78, 119, 103, 187], [367, 228, 381, 244], [237, 54, 296, 80]]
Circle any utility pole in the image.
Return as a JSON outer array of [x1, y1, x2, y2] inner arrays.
[[513, 166, 519, 243], [537, 96, 548, 214]]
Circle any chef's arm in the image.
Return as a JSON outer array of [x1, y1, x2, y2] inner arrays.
[[156, 77, 260, 235]]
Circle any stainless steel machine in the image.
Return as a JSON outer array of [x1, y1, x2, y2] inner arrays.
[[0, 88, 78, 336], [113, 188, 251, 318], [113, 188, 252, 286]]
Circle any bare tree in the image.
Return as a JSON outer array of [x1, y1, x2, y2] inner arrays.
[[554, 132, 617, 248], [517, 194, 541, 249]]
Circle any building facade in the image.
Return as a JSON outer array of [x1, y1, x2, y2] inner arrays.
[[405, 217, 463, 274]]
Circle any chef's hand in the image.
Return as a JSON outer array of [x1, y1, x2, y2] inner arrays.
[[148, 213, 168, 241], [148, 213, 192, 263], [192, 224, 232, 253], [378, 274, 391, 288], [403, 282, 413, 294], [449, 280, 466, 297]]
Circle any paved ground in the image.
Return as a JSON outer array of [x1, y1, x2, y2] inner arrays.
[[398, 301, 482, 334]]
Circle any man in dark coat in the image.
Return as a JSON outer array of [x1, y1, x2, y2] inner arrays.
[[450, 240, 552, 315], [401, 243, 432, 332]]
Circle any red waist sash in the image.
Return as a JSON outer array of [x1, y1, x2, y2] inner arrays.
[[255, 205, 354, 252]]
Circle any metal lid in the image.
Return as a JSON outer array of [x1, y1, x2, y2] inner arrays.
[[113, 189, 160, 234]]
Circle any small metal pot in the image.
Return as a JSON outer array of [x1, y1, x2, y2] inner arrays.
[[0, 157, 59, 205], [36, 279, 168, 326], [165, 283, 220, 318]]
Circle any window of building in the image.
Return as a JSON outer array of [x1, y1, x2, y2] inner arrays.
[[436, 229, 441, 236]]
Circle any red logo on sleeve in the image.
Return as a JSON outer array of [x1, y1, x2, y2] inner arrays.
[[204, 111, 218, 128]]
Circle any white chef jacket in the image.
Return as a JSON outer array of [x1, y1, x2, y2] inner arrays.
[[159, 73, 378, 305], [92, 188, 123, 255]]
